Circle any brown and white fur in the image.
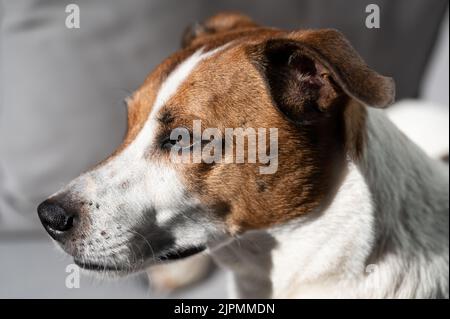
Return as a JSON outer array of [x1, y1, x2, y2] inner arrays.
[[37, 13, 449, 298]]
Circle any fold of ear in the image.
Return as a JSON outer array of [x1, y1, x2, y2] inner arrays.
[[249, 29, 395, 121], [294, 29, 395, 108], [252, 39, 344, 124], [182, 12, 258, 48]]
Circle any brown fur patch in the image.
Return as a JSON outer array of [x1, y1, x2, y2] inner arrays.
[[152, 44, 348, 232]]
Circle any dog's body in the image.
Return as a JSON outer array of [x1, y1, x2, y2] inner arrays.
[[212, 107, 449, 298], [37, 13, 449, 298]]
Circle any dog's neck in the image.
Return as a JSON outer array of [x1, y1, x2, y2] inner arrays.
[[211, 108, 449, 298]]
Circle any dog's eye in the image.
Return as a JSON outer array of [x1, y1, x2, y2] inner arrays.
[[161, 128, 194, 151], [161, 137, 176, 150], [166, 138, 190, 149], [162, 136, 190, 150]]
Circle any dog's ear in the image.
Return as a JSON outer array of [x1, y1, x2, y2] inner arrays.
[[182, 12, 258, 48], [249, 29, 395, 122]]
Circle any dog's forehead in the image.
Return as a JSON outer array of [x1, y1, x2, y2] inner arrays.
[[125, 28, 281, 127], [121, 48, 198, 148], [124, 43, 246, 137], [165, 49, 277, 130], [111, 28, 287, 163], [104, 41, 236, 162]]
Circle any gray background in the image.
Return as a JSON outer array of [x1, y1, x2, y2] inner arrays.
[[0, 0, 448, 298]]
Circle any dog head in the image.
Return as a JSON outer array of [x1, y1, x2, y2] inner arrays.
[[37, 12, 394, 275]]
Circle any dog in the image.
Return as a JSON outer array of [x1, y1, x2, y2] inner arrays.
[[38, 12, 449, 298]]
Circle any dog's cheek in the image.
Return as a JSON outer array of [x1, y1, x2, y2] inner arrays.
[[180, 162, 256, 235]]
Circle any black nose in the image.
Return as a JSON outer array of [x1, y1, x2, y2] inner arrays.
[[37, 200, 76, 238]]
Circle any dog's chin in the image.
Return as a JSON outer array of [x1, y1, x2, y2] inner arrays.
[[73, 245, 207, 277]]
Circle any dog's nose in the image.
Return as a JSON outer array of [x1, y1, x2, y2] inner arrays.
[[37, 200, 76, 239]]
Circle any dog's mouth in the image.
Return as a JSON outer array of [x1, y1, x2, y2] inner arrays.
[[73, 259, 129, 272], [158, 245, 206, 261], [73, 245, 206, 273]]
